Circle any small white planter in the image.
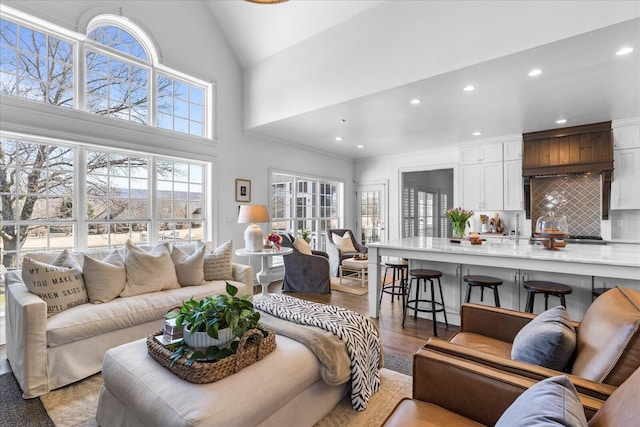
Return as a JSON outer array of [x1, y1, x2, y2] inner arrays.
[[183, 326, 233, 349]]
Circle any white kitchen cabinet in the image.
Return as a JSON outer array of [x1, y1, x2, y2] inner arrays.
[[503, 159, 523, 210], [612, 148, 640, 209], [613, 125, 640, 149], [503, 139, 522, 161], [460, 162, 503, 210], [460, 142, 503, 165]]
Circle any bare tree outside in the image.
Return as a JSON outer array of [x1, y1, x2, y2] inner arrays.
[[0, 20, 184, 268]]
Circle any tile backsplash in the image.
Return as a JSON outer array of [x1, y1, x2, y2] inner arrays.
[[531, 175, 601, 236]]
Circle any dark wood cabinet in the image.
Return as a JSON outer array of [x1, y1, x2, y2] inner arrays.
[[522, 121, 613, 176], [522, 121, 613, 220]]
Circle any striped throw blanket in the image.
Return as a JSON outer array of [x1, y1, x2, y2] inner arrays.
[[253, 294, 381, 411]]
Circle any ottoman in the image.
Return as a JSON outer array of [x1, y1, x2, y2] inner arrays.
[[340, 258, 368, 287], [96, 335, 348, 427]]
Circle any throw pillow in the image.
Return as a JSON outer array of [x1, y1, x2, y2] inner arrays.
[[495, 375, 588, 427], [203, 240, 233, 281], [83, 250, 126, 303], [120, 240, 180, 297], [511, 305, 576, 371], [171, 245, 206, 286], [293, 236, 313, 255], [21, 254, 88, 317], [332, 231, 357, 253]]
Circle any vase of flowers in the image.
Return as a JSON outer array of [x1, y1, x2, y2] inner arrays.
[[266, 232, 282, 251], [444, 207, 474, 239]]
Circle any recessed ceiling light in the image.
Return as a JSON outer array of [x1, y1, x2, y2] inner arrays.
[[357, 145, 365, 149], [463, 85, 475, 92], [472, 131, 482, 136], [335, 136, 343, 141], [410, 98, 422, 105], [556, 119, 568, 124], [528, 68, 542, 77], [616, 47, 634, 56]]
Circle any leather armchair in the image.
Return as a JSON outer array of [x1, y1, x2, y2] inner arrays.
[[384, 346, 640, 426], [423, 286, 640, 399], [325, 229, 368, 277], [279, 232, 331, 293]]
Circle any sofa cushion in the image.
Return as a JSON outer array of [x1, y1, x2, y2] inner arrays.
[[495, 375, 587, 427], [21, 253, 88, 317], [203, 240, 233, 281], [293, 236, 313, 255], [571, 286, 640, 385], [83, 250, 127, 304], [46, 290, 176, 347], [587, 360, 640, 427], [171, 245, 206, 286], [449, 332, 514, 359], [511, 306, 576, 371], [166, 279, 250, 307], [332, 231, 356, 253], [121, 240, 180, 297]]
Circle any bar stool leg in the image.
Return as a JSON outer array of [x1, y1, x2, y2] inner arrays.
[[525, 292, 534, 313], [544, 293, 549, 310], [401, 278, 412, 328], [430, 279, 437, 337], [560, 295, 566, 308], [465, 284, 472, 303], [480, 285, 485, 302], [437, 277, 448, 327], [413, 277, 422, 321], [493, 285, 501, 308]]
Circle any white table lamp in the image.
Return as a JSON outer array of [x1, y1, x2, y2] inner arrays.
[[238, 205, 270, 252]]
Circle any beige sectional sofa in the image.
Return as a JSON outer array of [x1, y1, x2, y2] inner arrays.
[[5, 244, 254, 399]]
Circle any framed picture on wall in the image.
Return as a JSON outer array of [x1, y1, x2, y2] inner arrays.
[[235, 178, 251, 203]]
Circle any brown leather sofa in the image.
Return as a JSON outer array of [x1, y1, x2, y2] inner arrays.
[[423, 286, 640, 399], [383, 347, 640, 426]]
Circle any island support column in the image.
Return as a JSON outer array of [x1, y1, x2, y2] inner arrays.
[[368, 246, 382, 318]]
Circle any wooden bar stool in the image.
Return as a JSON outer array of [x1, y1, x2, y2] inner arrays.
[[523, 280, 573, 313], [463, 275, 502, 307], [403, 269, 448, 336], [378, 258, 409, 309]]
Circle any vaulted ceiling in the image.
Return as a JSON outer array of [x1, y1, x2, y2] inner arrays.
[[206, 1, 640, 159]]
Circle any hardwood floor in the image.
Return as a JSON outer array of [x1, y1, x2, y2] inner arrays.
[[269, 281, 459, 360]]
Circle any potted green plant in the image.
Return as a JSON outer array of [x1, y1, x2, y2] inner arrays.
[[299, 228, 312, 243], [167, 282, 262, 364]]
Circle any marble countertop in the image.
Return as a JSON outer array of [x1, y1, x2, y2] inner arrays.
[[368, 237, 640, 268]]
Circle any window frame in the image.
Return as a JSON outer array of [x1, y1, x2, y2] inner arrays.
[[0, 6, 214, 139]]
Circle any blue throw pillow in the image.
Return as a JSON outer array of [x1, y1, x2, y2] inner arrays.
[[495, 375, 588, 427], [511, 305, 576, 370]]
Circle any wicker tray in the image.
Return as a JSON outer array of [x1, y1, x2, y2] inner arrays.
[[147, 327, 276, 384]]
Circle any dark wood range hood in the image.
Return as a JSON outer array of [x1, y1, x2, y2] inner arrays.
[[522, 121, 613, 219]]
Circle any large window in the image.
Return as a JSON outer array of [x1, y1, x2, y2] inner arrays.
[[271, 172, 342, 251], [1, 8, 211, 138], [0, 134, 209, 269]]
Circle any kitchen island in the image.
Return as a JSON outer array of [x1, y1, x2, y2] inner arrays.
[[367, 237, 640, 323]]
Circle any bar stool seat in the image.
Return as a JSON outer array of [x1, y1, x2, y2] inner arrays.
[[378, 259, 409, 310], [403, 269, 448, 336], [523, 280, 573, 313], [463, 275, 502, 307]]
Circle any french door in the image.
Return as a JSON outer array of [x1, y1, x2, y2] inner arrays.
[[356, 183, 387, 245]]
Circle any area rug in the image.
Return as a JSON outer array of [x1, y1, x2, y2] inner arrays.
[[33, 356, 412, 426], [330, 276, 368, 295], [0, 372, 54, 427]]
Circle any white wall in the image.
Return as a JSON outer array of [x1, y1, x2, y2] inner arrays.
[[0, 1, 355, 268]]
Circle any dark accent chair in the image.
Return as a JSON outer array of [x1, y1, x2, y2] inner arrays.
[[325, 229, 368, 277], [280, 232, 331, 293]]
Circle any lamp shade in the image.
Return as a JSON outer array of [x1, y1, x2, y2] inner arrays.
[[238, 205, 270, 252], [237, 205, 270, 224]]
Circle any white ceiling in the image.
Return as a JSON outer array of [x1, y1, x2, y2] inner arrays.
[[206, 1, 640, 160]]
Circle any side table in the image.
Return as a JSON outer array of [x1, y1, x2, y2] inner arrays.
[[235, 247, 293, 297]]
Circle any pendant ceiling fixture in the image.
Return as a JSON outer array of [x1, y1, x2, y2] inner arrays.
[[246, 0, 288, 3]]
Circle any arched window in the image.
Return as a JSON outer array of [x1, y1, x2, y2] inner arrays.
[[0, 8, 210, 138]]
